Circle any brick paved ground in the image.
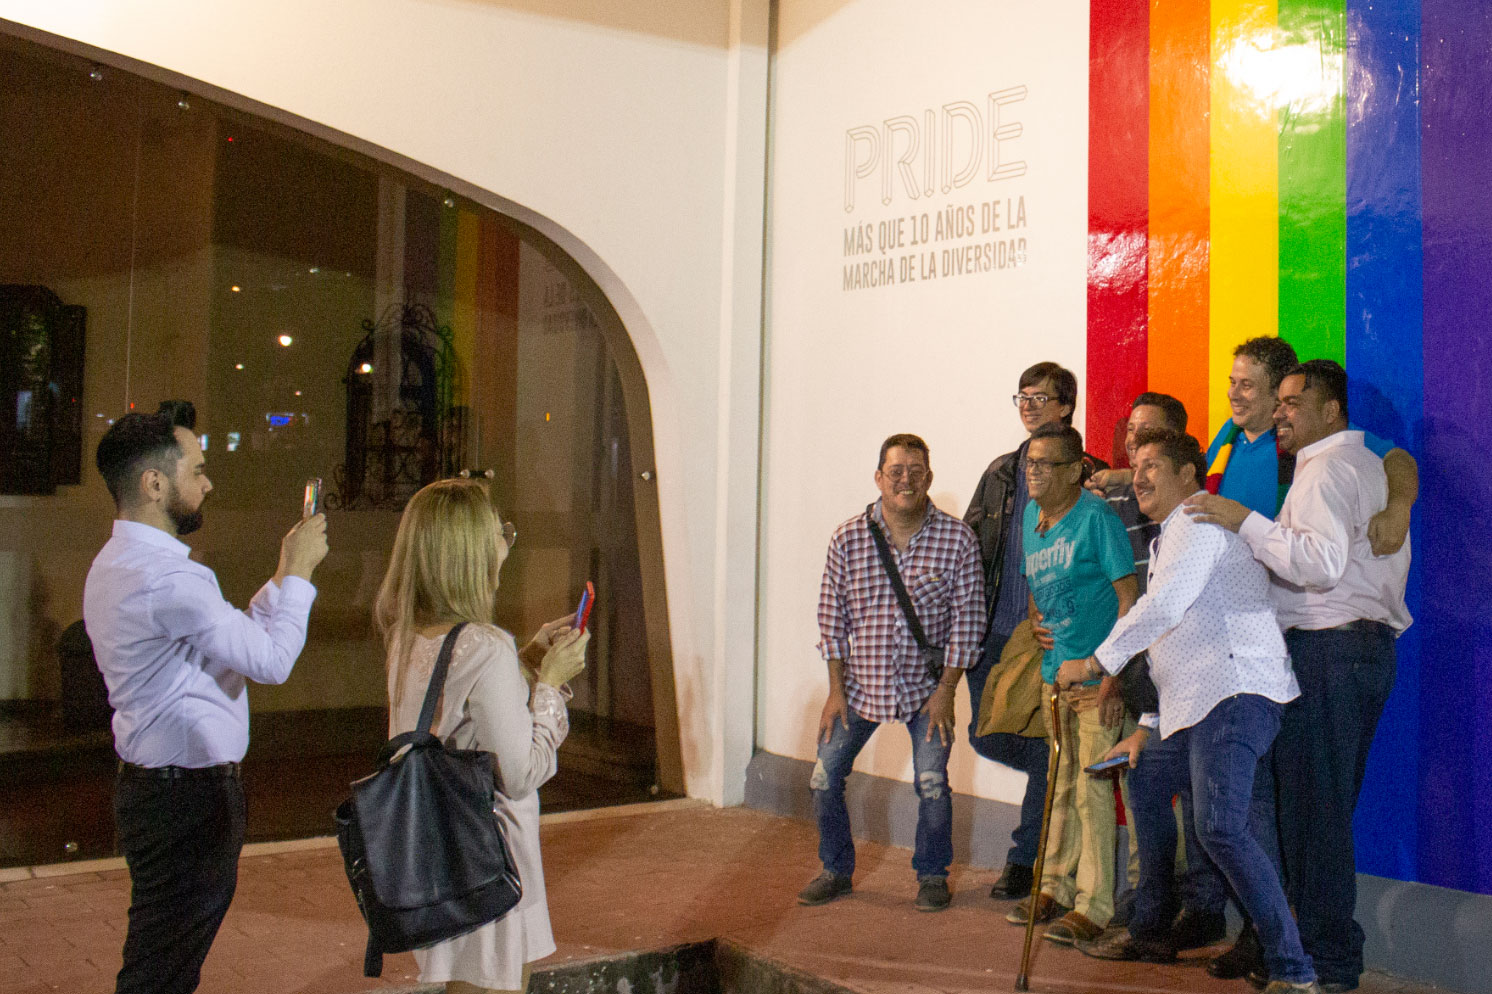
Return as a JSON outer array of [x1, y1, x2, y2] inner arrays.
[[0, 802, 1451, 994]]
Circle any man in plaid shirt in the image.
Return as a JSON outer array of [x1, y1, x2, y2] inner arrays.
[[797, 433, 985, 912]]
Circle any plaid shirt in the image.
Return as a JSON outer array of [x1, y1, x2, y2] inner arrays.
[[817, 500, 985, 723]]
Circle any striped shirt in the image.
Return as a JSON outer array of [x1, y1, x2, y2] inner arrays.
[[817, 500, 985, 723], [1103, 482, 1161, 594]]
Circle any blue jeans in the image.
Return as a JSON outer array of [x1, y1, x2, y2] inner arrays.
[[1125, 728, 1230, 938], [964, 630, 1050, 867], [1126, 695, 1313, 984], [1277, 627, 1396, 987], [811, 704, 953, 879]]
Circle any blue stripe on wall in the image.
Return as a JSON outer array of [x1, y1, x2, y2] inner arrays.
[[1418, 0, 1492, 895], [1344, 0, 1423, 884]]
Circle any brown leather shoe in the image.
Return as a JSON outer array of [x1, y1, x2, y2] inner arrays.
[[1005, 892, 1070, 925], [1043, 911, 1105, 945]]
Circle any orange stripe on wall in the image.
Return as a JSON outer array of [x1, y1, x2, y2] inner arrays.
[[1147, 0, 1211, 437]]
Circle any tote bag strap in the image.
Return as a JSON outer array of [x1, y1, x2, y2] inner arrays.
[[416, 622, 469, 734]]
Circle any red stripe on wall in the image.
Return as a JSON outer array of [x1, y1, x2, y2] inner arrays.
[[1087, 0, 1151, 466], [1147, 0, 1211, 436]]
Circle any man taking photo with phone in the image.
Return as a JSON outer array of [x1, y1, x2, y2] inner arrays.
[[85, 402, 329, 994]]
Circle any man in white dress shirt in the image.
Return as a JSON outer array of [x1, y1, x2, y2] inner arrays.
[[84, 405, 328, 994], [1057, 427, 1317, 994], [1187, 360, 1410, 993]]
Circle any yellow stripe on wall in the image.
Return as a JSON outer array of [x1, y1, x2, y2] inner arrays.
[[1208, 0, 1279, 437]]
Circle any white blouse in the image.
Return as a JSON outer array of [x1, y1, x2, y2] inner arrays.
[[388, 623, 569, 990]]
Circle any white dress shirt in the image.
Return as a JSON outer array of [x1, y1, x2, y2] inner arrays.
[[1094, 497, 1299, 739], [83, 519, 317, 767], [1237, 430, 1412, 632]]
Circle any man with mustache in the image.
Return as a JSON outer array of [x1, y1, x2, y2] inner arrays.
[[1187, 360, 1412, 993], [1057, 427, 1315, 994], [800, 433, 984, 912], [84, 402, 329, 994], [1079, 394, 1229, 960]]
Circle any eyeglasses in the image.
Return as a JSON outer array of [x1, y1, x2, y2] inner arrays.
[[1012, 393, 1054, 409], [1025, 457, 1078, 474], [881, 467, 929, 483], [500, 521, 517, 548]]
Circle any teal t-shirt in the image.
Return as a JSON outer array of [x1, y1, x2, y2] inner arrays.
[[1021, 489, 1135, 683]]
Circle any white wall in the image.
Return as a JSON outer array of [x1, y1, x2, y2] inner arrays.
[[0, 0, 769, 804], [761, 0, 1091, 803]]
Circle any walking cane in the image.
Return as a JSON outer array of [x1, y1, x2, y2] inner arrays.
[[1015, 688, 1063, 992]]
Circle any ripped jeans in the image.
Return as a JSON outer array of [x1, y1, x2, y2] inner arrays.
[[810, 704, 953, 879]]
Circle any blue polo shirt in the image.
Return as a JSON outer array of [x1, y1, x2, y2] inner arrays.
[[1021, 490, 1134, 683], [1205, 422, 1395, 517]]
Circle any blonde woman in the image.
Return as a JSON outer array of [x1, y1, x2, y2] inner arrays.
[[375, 478, 587, 994]]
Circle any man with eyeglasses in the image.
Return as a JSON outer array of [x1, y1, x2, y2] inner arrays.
[[962, 362, 1110, 902], [800, 433, 984, 912], [1006, 422, 1136, 944]]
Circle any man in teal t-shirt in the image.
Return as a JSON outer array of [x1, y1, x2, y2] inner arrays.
[[1005, 422, 1137, 944], [1023, 488, 1135, 684]]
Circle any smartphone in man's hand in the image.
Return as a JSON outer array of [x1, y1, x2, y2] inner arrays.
[[303, 478, 322, 518]]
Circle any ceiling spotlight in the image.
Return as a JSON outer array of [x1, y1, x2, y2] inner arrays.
[[235, 363, 245, 370], [358, 362, 373, 374], [294, 390, 302, 397], [443, 196, 456, 208], [230, 285, 241, 293], [176, 93, 191, 111], [278, 334, 294, 347], [88, 66, 105, 82]]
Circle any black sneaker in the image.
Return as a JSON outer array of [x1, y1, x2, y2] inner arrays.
[[915, 875, 952, 912], [1209, 927, 1263, 980], [1169, 909, 1227, 950], [989, 862, 1034, 899], [797, 871, 852, 906]]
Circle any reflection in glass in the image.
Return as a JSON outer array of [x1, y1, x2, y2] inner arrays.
[[0, 30, 668, 867]]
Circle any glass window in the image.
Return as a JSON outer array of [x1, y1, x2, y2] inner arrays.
[[0, 31, 673, 867]]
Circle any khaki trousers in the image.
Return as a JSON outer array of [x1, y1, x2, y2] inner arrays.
[[1038, 683, 1119, 925]]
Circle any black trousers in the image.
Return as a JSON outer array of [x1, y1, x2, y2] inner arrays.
[[114, 765, 246, 994], [1277, 626, 1396, 988]]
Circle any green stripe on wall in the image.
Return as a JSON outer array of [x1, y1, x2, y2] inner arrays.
[[1277, 0, 1347, 363]]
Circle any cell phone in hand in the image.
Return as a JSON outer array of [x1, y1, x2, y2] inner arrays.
[[1083, 754, 1130, 775], [302, 477, 322, 518], [573, 581, 595, 634]]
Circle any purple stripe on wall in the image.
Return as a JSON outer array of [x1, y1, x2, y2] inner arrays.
[[1418, 0, 1492, 895]]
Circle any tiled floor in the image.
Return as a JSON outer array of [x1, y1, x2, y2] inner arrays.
[[0, 803, 1449, 994]]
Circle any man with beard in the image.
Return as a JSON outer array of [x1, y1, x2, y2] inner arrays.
[[1187, 361, 1411, 993], [84, 405, 328, 994]]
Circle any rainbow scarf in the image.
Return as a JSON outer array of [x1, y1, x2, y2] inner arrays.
[[1203, 421, 1292, 515]]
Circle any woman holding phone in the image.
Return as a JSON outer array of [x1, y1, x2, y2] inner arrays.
[[375, 478, 588, 994]]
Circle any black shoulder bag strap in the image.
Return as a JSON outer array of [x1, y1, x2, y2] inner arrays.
[[864, 504, 943, 680], [418, 621, 470, 733], [363, 620, 469, 977]]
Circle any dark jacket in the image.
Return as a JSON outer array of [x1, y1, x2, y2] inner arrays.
[[962, 438, 1109, 614]]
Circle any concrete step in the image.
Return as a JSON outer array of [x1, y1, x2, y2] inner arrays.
[[344, 940, 854, 994]]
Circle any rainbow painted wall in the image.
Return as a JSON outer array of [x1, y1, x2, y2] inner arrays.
[[1082, 0, 1492, 895]]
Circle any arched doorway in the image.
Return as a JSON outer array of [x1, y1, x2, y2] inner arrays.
[[0, 27, 681, 867]]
